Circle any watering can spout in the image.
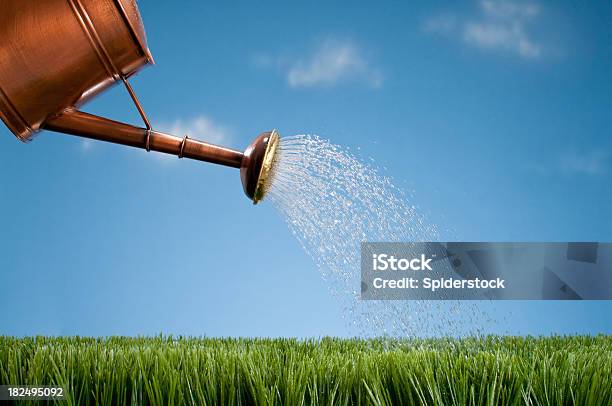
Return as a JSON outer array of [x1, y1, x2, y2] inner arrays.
[[43, 109, 245, 168], [42, 109, 280, 203]]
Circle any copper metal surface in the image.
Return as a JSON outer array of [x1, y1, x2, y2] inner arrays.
[[0, 0, 278, 203]]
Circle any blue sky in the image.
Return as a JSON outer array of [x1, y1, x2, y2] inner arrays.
[[1, 0, 611, 337]]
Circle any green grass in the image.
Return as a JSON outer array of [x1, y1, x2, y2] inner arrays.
[[1, 335, 610, 405]]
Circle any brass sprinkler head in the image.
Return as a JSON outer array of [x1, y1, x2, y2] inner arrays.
[[240, 130, 280, 204]]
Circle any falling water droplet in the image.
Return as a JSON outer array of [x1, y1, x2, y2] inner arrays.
[[265, 135, 493, 337]]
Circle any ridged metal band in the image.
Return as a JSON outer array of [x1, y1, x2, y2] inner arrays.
[[179, 135, 189, 159], [144, 129, 151, 151]]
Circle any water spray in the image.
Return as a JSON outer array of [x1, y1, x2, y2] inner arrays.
[[0, 0, 280, 204]]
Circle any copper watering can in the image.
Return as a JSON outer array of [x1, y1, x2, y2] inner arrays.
[[0, 0, 279, 203]]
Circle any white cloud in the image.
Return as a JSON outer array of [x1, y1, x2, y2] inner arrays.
[[80, 139, 94, 153], [422, 14, 458, 34], [527, 149, 608, 176], [157, 116, 230, 146], [559, 149, 607, 176], [255, 39, 383, 89], [424, 1, 544, 59], [288, 40, 382, 88], [464, 22, 540, 58]]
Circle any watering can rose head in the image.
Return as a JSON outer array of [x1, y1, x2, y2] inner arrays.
[[241, 130, 280, 204]]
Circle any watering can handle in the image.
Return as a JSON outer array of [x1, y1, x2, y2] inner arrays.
[[120, 76, 152, 151]]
